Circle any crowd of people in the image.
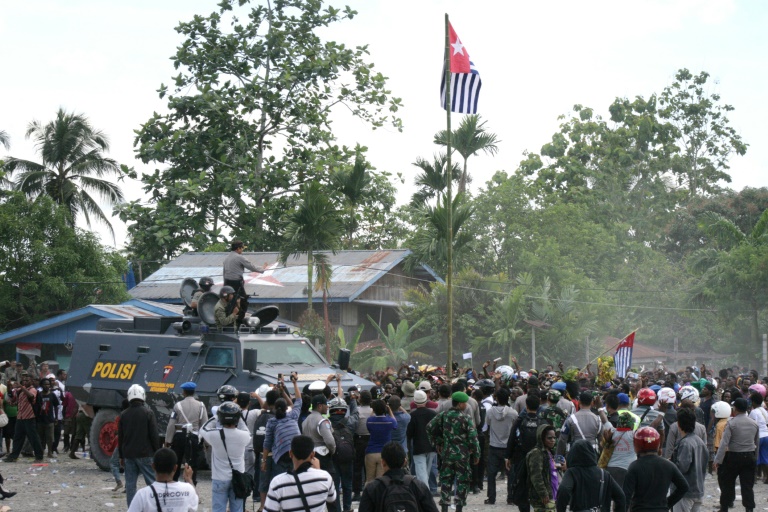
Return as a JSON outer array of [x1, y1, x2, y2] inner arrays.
[[0, 355, 766, 512]]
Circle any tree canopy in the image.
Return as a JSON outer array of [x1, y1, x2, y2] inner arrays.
[[118, 0, 402, 263]]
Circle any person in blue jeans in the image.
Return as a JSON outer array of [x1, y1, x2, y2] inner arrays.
[[407, 390, 438, 492], [118, 385, 159, 507], [201, 402, 252, 512]]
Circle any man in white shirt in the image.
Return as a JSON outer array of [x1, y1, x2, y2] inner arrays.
[[200, 402, 252, 512], [264, 435, 336, 512], [128, 448, 198, 512]]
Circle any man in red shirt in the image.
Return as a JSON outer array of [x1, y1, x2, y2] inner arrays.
[[3, 372, 44, 462]]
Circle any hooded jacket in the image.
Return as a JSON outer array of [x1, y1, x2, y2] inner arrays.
[[556, 439, 626, 512], [526, 424, 557, 508], [486, 404, 518, 448]]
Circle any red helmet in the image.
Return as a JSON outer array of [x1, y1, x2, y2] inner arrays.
[[637, 388, 657, 406], [633, 426, 661, 453]]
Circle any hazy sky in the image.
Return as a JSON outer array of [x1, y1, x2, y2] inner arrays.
[[2, 0, 766, 248]]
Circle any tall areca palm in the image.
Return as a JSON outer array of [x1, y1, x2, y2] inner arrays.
[[4, 109, 124, 238], [331, 152, 371, 246], [280, 181, 343, 308], [410, 153, 461, 207], [435, 114, 500, 195], [314, 252, 334, 362], [406, 194, 474, 277]]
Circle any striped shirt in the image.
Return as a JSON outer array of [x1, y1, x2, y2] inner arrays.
[[14, 386, 37, 420], [264, 466, 336, 512], [265, 398, 303, 463]]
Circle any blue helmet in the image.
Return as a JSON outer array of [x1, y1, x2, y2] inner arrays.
[[551, 381, 567, 392]]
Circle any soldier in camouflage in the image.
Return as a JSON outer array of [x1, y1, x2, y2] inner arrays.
[[214, 286, 239, 330], [426, 391, 480, 512]]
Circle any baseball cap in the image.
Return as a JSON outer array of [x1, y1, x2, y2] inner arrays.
[[418, 381, 432, 391], [414, 390, 428, 404], [617, 393, 630, 405]]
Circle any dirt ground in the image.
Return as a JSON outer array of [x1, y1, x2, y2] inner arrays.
[[0, 452, 764, 512]]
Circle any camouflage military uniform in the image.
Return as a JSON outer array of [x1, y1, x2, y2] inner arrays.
[[526, 424, 557, 512], [214, 299, 237, 329], [426, 407, 480, 507]]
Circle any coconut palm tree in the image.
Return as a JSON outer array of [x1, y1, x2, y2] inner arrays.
[[0, 130, 9, 150], [435, 114, 500, 195], [280, 181, 342, 308], [4, 109, 124, 238]]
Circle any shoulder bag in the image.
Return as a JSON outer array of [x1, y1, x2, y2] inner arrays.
[[219, 429, 254, 500]]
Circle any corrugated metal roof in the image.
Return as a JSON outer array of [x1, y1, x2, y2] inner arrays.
[[129, 250, 439, 303], [0, 300, 184, 343]]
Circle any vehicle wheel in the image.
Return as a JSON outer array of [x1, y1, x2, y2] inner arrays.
[[89, 408, 119, 471]]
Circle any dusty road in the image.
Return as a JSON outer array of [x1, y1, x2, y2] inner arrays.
[[0, 453, 763, 512]]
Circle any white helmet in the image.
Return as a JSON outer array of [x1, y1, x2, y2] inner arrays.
[[712, 401, 731, 419], [657, 387, 677, 404], [308, 380, 326, 391], [127, 384, 146, 402], [256, 384, 271, 397], [680, 385, 700, 405]]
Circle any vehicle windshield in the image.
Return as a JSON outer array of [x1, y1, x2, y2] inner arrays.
[[242, 338, 325, 365]]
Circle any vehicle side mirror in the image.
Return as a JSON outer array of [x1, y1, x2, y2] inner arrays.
[[338, 349, 351, 371], [243, 348, 258, 373]]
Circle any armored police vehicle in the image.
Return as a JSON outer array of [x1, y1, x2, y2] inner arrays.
[[67, 279, 374, 470]]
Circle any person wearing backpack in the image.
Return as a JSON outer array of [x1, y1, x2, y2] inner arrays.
[[506, 394, 547, 512], [329, 396, 358, 512], [358, 441, 438, 512], [556, 439, 626, 512], [556, 392, 603, 458]]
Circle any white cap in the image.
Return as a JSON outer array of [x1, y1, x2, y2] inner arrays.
[[417, 381, 432, 391], [414, 390, 428, 404]]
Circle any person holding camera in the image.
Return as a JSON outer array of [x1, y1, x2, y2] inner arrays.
[[364, 399, 398, 484]]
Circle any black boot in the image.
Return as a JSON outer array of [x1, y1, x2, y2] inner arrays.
[[441, 506, 448, 512], [456, 505, 463, 512]]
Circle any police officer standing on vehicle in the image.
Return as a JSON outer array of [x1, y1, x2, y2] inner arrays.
[[165, 381, 208, 486], [223, 240, 263, 322]]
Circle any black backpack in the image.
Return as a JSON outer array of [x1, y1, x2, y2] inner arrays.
[[332, 424, 355, 464], [514, 412, 547, 456], [253, 410, 274, 452], [377, 475, 420, 512]]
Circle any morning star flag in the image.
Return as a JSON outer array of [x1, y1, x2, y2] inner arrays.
[[614, 331, 636, 378], [16, 342, 41, 359], [440, 22, 482, 114]]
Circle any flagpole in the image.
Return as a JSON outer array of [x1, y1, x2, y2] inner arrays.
[[586, 329, 639, 368], [444, 13, 454, 374]]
